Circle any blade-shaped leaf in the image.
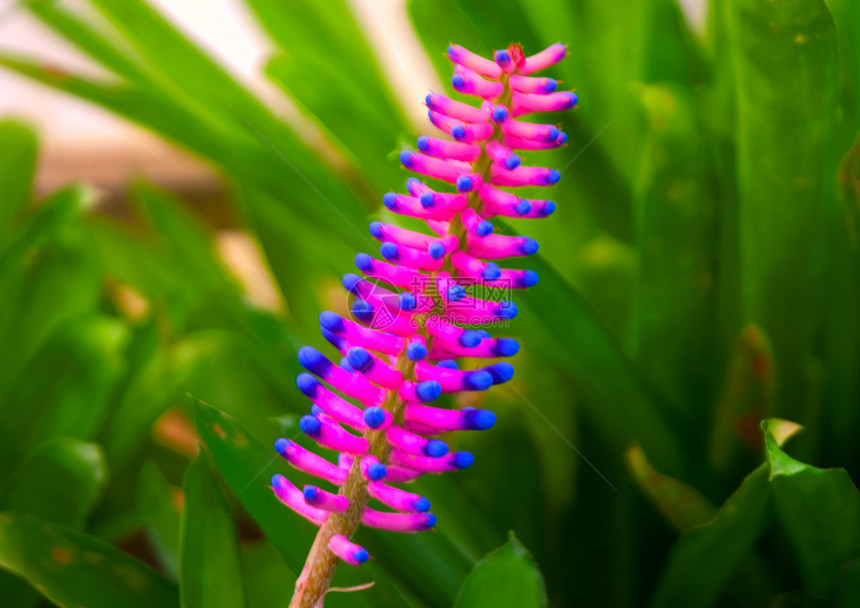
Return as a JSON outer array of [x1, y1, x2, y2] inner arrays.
[[0, 120, 37, 243], [180, 456, 247, 608]]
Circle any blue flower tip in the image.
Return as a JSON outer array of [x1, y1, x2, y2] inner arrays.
[[413, 497, 431, 512], [352, 299, 374, 321], [368, 463, 387, 481], [451, 124, 466, 140], [520, 237, 539, 255], [546, 169, 561, 185], [466, 409, 496, 430], [319, 311, 345, 333], [543, 200, 556, 216], [270, 474, 284, 488], [492, 107, 508, 122], [310, 404, 324, 417], [567, 92, 579, 107], [428, 242, 446, 259], [505, 154, 521, 170], [407, 342, 427, 361], [423, 513, 437, 529], [548, 126, 560, 141], [380, 242, 399, 260], [456, 175, 473, 192], [498, 302, 518, 320], [495, 49, 510, 65], [399, 150, 413, 166], [423, 439, 449, 458], [451, 73, 465, 88], [477, 329, 492, 338], [489, 362, 515, 384], [415, 380, 442, 402], [544, 78, 558, 92], [459, 329, 482, 348], [346, 347, 372, 372], [353, 548, 369, 564], [399, 291, 417, 311], [482, 262, 502, 281], [557, 131, 568, 144], [520, 270, 539, 287], [438, 359, 459, 370], [494, 338, 520, 357], [454, 452, 475, 469], [382, 192, 397, 210], [296, 372, 319, 397], [298, 347, 329, 375], [368, 221, 383, 238], [416, 135, 430, 151], [514, 199, 532, 215], [419, 192, 435, 208], [342, 272, 363, 293], [354, 253, 373, 273], [447, 284, 467, 302], [363, 406, 386, 429], [464, 370, 493, 391], [476, 220, 494, 237], [274, 438, 289, 453], [303, 486, 318, 501], [299, 414, 322, 436]]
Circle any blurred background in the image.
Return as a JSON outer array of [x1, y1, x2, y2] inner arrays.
[[0, 0, 858, 607]]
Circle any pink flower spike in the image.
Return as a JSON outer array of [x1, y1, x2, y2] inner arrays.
[[490, 163, 561, 187], [447, 44, 503, 79], [403, 403, 497, 433], [299, 414, 370, 456], [425, 93, 491, 123], [329, 534, 370, 567], [271, 474, 329, 525], [345, 346, 404, 390], [362, 508, 436, 532], [520, 43, 567, 75], [368, 480, 431, 513], [485, 140, 520, 169], [303, 485, 350, 513], [274, 438, 348, 485], [298, 346, 387, 405], [416, 135, 481, 163], [511, 91, 578, 116], [502, 119, 561, 142], [509, 74, 558, 94], [382, 465, 424, 483], [390, 449, 475, 473], [386, 424, 450, 458], [400, 150, 472, 184], [295, 373, 366, 430], [452, 65, 504, 99]]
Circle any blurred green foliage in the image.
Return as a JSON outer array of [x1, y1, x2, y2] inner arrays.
[[0, 0, 858, 606]]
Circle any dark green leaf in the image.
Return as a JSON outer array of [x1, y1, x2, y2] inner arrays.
[[0, 512, 179, 608], [453, 533, 546, 608], [763, 421, 860, 597]]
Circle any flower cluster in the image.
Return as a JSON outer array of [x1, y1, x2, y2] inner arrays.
[[272, 42, 574, 570]]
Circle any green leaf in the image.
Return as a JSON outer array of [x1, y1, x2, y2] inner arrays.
[[625, 442, 716, 533], [651, 420, 802, 607], [0, 314, 128, 484], [763, 420, 860, 597], [1, 438, 107, 527], [0, 512, 179, 607], [453, 533, 546, 608], [180, 457, 247, 608], [630, 83, 717, 410], [0, 120, 37, 243], [192, 397, 409, 608], [728, 0, 841, 415]]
